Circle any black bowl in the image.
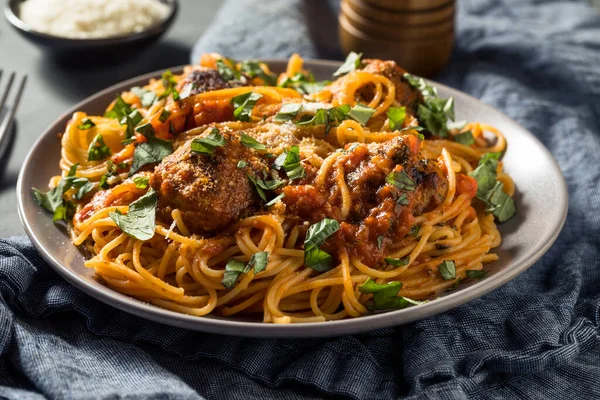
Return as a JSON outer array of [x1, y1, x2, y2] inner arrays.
[[4, 0, 178, 61]]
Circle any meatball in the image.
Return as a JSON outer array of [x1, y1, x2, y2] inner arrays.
[[151, 128, 267, 234]]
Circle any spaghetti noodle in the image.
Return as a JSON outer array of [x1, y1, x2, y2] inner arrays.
[[33, 53, 516, 323]]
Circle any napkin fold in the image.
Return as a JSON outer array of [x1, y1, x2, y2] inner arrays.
[[2, 0, 600, 399]]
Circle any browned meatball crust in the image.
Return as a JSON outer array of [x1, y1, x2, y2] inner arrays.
[[151, 129, 267, 234]]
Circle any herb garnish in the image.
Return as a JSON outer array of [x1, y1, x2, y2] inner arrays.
[[221, 251, 269, 289], [87, 134, 112, 162], [265, 193, 285, 206], [454, 130, 474, 146], [274, 103, 302, 122], [438, 260, 456, 280], [333, 52, 363, 77], [159, 70, 180, 100], [190, 128, 226, 156], [397, 193, 408, 205], [158, 109, 171, 123], [240, 133, 266, 150], [240, 60, 277, 86], [469, 152, 516, 223], [104, 96, 133, 120], [216, 59, 241, 82], [384, 256, 410, 267], [278, 72, 330, 94], [109, 188, 157, 241], [304, 218, 340, 272], [387, 107, 406, 131], [131, 87, 157, 108], [273, 145, 305, 181], [237, 160, 247, 168], [130, 136, 172, 175], [466, 270, 488, 279], [78, 118, 96, 130], [347, 103, 375, 126], [386, 170, 416, 191], [32, 164, 94, 222], [135, 122, 155, 137], [358, 278, 425, 310], [231, 92, 263, 122], [248, 173, 283, 201], [133, 176, 149, 189], [377, 235, 384, 250], [403, 73, 455, 137]]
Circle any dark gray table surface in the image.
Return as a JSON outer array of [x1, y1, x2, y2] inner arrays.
[[0, 0, 222, 237]]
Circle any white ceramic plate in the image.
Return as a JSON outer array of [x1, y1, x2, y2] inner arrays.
[[16, 60, 568, 337]]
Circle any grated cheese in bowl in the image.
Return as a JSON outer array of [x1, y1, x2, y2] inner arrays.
[[19, 0, 171, 39]]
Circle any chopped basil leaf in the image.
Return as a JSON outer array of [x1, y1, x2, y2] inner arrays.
[[232, 92, 263, 122], [386, 170, 416, 191], [447, 120, 467, 131], [298, 81, 329, 94], [78, 118, 96, 130], [265, 193, 285, 206], [397, 193, 408, 205], [328, 104, 351, 122], [409, 225, 420, 237], [304, 218, 340, 272], [454, 130, 474, 145], [403, 73, 454, 137], [385, 256, 410, 267], [130, 136, 172, 175], [237, 160, 247, 168], [248, 251, 269, 274], [466, 269, 488, 279], [118, 162, 129, 169], [359, 278, 424, 310], [109, 188, 156, 241], [121, 138, 136, 145], [296, 108, 327, 127], [438, 260, 456, 280], [104, 96, 132, 120], [240, 60, 277, 86], [190, 128, 226, 156], [98, 174, 109, 189], [158, 109, 171, 123], [216, 59, 240, 82], [469, 152, 516, 223], [159, 70, 179, 100], [222, 259, 247, 289], [273, 145, 305, 181], [333, 52, 363, 77], [247, 175, 266, 201], [133, 176, 149, 189], [131, 87, 157, 107], [348, 104, 375, 126], [32, 164, 95, 222], [377, 235, 384, 250], [387, 107, 406, 131], [274, 103, 302, 122], [304, 247, 334, 272], [135, 122, 155, 137], [87, 134, 112, 162], [446, 277, 462, 291], [179, 83, 197, 100], [126, 109, 144, 126], [240, 133, 266, 150]]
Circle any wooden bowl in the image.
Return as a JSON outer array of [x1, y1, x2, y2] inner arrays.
[[361, 0, 453, 12], [341, 0, 454, 39], [339, 14, 454, 77], [346, 0, 455, 26]]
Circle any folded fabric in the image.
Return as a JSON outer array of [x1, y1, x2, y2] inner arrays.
[[2, 0, 600, 399]]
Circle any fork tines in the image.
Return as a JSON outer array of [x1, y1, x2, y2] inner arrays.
[[0, 69, 28, 160]]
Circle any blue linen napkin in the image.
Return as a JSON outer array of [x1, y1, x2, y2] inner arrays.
[[2, 0, 600, 398]]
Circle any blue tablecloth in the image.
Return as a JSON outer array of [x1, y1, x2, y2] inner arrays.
[[2, 0, 600, 398]]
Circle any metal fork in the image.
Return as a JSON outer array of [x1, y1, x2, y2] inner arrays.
[[0, 70, 28, 161]]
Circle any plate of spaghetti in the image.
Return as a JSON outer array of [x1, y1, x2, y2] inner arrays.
[[17, 53, 567, 337]]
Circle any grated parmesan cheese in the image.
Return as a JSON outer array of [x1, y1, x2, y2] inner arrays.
[[20, 0, 171, 39]]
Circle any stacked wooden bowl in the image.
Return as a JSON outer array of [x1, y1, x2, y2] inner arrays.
[[339, 0, 455, 77]]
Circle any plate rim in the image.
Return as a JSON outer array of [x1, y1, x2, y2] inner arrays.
[[16, 59, 569, 337]]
